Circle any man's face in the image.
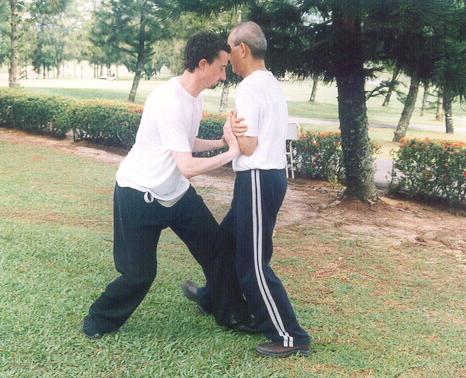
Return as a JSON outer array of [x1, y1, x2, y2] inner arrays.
[[203, 50, 229, 89], [227, 36, 241, 75]]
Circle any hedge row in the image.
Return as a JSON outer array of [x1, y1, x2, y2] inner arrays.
[[0, 90, 379, 183], [0, 89, 71, 137], [390, 138, 466, 206]]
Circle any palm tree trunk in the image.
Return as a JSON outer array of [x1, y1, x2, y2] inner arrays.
[[393, 74, 420, 142], [128, 10, 146, 102], [382, 65, 400, 107], [8, 0, 19, 88], [333, 6, 377, 201]]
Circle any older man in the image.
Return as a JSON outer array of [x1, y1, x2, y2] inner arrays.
[[185, 23, 311, 357]]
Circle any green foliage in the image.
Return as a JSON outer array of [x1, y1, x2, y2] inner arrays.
[[0, 1, 9, 64], [390, 138, 466, 206], [0, 89, 70, 137], [90, 0, 172, 74], [64, 100, 142, 149], [294, 131, 345, 181], [196, 113, 227, 157]]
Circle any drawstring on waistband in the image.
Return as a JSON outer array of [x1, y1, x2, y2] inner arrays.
[[144, 192, 154, 204]]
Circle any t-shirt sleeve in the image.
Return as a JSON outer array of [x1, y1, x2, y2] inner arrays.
[[235, 87, 260, 137], [158, 101, 192, 152]]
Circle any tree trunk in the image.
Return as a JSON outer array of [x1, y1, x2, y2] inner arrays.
[[333, 6, 377, 201], [128, 10, 146, 102], [419, 82, 429, 116], [219, 84, 230, 113], [443, 89, 454, 134], [435, 91, 443, 121], [8, 0, 19, 88], [382, 65, 400, 107], [393, 74, 420, 142], [309, 74, 318, 102]]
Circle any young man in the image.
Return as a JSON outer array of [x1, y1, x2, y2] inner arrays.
[[83, 32, 251, 339], [186, 22, 311, 358]]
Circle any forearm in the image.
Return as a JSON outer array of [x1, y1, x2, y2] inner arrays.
[[175, 150, 236, 179], [193, 138, 225, 153]]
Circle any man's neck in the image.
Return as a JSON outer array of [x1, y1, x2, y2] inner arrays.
[[178, 71, 203, 97], [242, 60, 267, 78]]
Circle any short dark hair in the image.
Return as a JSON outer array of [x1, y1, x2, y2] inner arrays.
[[184, 32, 231, 72]]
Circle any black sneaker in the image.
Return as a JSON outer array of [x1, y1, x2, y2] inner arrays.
[[82, 315, 105, 339], [181, 280, 210, 315], [231, 321, 261, 334], [256, 341, 311, 358]]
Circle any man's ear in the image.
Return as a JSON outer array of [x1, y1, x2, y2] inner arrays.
[[198, 58, 208, 71], [239, 42, 248, 58]]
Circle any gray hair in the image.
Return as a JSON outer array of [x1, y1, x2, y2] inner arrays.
[[230, 21, 267, 59]]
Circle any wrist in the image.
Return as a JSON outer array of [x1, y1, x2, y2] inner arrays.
[[225, 149, 237, 160]]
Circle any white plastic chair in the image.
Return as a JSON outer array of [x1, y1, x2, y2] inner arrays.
[[286, 122, 300, 179]]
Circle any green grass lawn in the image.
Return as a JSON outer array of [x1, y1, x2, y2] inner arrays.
[[0, 140, 465, 377]]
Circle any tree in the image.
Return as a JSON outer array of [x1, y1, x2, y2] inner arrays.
[[382, 65, 400, 107], [177, 0, 465, 201], [8, 0, 20, 87], [5, 0, 71, 85], [0, 3, 8, 65], [91, 0, 173, 102], [419, 82, 430, 116], [309, 74, 318, 102], [432, 2, 466, 134]]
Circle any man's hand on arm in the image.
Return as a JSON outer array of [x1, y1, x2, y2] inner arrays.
[[230, 111, 257, 157]]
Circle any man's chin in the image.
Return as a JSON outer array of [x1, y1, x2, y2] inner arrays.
[[209, 83, 221, 90]]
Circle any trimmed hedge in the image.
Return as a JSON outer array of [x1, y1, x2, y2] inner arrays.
[[63, 100, 143, 149], [390, 138, 466, 206], [0, 89, 70, 137], [196, 112, 227, 157], [0, 89, 380, 185]]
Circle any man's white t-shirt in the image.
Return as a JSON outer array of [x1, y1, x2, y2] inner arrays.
[[232, 70, 287, 172], [116, 77, 202, 200]]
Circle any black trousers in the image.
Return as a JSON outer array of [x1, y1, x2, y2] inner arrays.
[[88, 184, 248, 333], [207, 169, 310, 346]]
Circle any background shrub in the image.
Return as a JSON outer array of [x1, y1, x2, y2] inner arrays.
[[294, 131, 344, 181], [195, 113, 226, 157], [390, 138, 466, 206], [0, 89, 70, 137], [63, 100, 142, 149]]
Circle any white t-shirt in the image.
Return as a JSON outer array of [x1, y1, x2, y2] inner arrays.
[[116, 77, 202, 200], [232, 70, 287, 172]]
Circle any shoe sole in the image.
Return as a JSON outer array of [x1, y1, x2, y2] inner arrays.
[[256, 348, 311, 358]]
